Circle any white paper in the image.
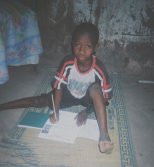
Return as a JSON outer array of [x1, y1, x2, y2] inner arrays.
[[78, 119, 99, 141], [39, 111, 81, 144], [39, 110, 99, 144]]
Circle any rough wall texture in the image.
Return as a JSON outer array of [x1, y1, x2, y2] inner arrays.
[[72, 0, 154, 76], [23, 0, 154, 76]]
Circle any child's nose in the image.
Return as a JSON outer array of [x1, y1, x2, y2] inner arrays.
[[79, 45, 85, 53]]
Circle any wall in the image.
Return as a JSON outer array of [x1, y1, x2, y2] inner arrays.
[[23, 0, 154, 76], [72, 0, 154, 75]]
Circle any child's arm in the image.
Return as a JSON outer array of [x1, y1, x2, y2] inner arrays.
[[49, 88, 63, 123]]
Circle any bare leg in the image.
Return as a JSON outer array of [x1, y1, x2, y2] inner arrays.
[[88, 83, 114, 153], [0, 93, 51, 111]]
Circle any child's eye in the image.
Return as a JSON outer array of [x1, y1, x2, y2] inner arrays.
[[85, 45, 92, 48], [73, 43, 80, 48], [73, 43, 92, 50]]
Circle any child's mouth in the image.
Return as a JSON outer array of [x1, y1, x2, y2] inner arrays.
[[77, 55, 85, 60], [78, 57, 85, 62]]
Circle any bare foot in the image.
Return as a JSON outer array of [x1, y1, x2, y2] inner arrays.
[[98, 140, 114, 154]]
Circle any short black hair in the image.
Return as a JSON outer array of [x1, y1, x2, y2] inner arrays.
[[72, 22, 99, 45]]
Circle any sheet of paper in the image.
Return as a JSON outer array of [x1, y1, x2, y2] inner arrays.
[[39, 110, 81, 144], [39, 110, 100, 144], [78, 119, 99, 141]]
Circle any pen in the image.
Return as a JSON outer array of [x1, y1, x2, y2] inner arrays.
[[51, 94, 57, 120]]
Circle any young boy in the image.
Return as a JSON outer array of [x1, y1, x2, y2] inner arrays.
[[49, 22, 114, 153], [0, 22, 113, 153]]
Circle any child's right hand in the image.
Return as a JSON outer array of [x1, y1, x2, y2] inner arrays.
[[49, 113, 59, 124]]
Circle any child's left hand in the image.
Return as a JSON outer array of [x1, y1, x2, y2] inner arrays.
[[74, 110, 88, 126]]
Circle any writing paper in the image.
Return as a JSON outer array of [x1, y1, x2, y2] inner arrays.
[[39, 110, 99, 144], [39, 111, 81, 144]]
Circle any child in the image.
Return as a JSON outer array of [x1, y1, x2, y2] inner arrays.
[[50, 22, 113, 153], [0, 22, 113, 153]]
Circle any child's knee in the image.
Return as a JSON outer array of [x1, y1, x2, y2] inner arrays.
[[88, 82, 102, 97]]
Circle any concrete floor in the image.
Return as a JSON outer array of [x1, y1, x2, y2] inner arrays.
[[0, 56, 154, 167]]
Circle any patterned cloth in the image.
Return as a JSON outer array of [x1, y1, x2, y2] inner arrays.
[[0, 1, 43, 85]]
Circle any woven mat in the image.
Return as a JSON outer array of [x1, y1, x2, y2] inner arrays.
[[0, 69, 136, 167]]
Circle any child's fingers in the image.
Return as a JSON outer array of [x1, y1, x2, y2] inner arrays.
[[75, 112, 87, 126], [74, 114, 78, 120], [49, 114, 58, 124], [74, 114, 82, 126]]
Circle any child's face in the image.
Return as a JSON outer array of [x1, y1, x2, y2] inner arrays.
[[72, 34, 96, 63]]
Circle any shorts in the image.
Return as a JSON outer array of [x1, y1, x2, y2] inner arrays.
[[47, 86, 94, 114]]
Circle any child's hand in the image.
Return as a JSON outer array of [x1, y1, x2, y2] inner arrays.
[[74, 110, 88, 126], [49, 113, 59, 124]]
